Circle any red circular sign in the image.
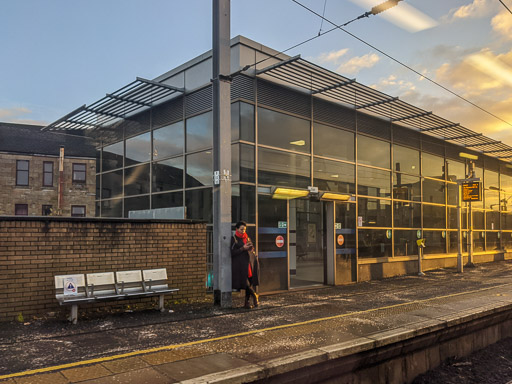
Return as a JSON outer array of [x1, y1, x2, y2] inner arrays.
[[337, 234, 345, 246], [275, 235, 285, 248]]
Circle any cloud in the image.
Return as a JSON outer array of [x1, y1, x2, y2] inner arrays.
[[492, 11, 512, 40], [316, 49, 349, 64], [445, 0, 495, 21], [0, 107, 48, 126], [372, 74, 416, 91], [336, 53, 380, 75]]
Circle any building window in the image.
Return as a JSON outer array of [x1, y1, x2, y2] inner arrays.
[[43, 162, 53, 186], [16, 160, 29, 186], [15, 204, 28, 216], [71, 205, 86, 217], [72, 163, 86, 183], [42, 205, 52, 216]]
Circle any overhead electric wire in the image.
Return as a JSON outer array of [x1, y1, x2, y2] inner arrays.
[[289, 0, 512, 128], [318, 0, 328, 35], [498, 0, 512, 15]]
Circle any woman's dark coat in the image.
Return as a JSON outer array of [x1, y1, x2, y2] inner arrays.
[[231, 235, 260, 290]]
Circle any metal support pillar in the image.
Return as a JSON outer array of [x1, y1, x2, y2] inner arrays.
[[457, 183, 463, 273], [212, 0, 232, 307]]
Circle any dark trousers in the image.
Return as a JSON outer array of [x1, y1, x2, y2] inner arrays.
[[245, 277, 255, 299]]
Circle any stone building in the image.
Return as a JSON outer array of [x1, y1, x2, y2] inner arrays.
[[0, 122, 96, 217]]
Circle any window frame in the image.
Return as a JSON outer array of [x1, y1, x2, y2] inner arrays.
[[71, 205, 86, 217], [43, 161, 54, 187], [72, 163, 87, 184], [16, 160, 29, 186]]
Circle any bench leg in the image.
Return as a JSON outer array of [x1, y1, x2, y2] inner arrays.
[[69, 305, 78, 324], [159, 294, 165, 312]]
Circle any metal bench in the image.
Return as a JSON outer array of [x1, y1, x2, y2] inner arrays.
[[54, 268, 179, 324]]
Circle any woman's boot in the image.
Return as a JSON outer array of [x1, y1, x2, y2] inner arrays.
[[244, 296, 252, 309], [252, 292, 259, 307]]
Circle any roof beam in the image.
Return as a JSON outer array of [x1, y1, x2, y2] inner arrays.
[[311, 78, 356, 94], [136, 77, 185, 93], [356, 97, 398, 110], [41, 105, 87, 131], [445, 133, 483, 141], [420, 123, 459, 132], [105, 93, 152, 107], [84, 107, 125, 119], [465, 140, 501, 148], [483, 148, 511, 154], [392, 111, 432, 122], [256, 55, 301, 75]]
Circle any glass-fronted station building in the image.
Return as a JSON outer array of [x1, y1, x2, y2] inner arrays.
[[46, 36, 512, 293]]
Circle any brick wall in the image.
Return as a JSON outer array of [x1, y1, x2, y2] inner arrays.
[[0, 153, 96, 217], [0, 217, 206, 321]]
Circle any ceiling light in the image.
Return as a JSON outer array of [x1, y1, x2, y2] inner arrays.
[[272, 187, 309, 200], [321, 192, 352, 201], [290, 140, 306, 146], [459, 152, 478, 160]]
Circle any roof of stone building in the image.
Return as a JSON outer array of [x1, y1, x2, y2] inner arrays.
[[0, 122, 96, 158]]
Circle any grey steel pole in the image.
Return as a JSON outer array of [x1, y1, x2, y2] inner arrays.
[[457, 182, 463, 273], [468, 201, 474, 266], [212, 0, 232, 307]]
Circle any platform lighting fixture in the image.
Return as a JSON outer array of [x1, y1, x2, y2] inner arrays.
[[290, 140, 306, 146], [272, 187, 310, 200], [459, 152, 479, 160], [320, 192, 352, 201]]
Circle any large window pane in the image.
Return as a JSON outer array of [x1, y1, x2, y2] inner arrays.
[[232, 184, 256, 224], [153, 157, 183, 192], [102, 141, 123, 172], [186, 111, 213, 152], [124, 195, 150, 217], [314, 158, 355, 193], [394, 230, 418, 257], [502, 212, 512, 230], [487, 211, 500, 230], [422, 153, 445, 179], [186, 151, 213, 187], [153, 121, 184, 160], [102, 170, 123, 199], [473, 209, 485, 229], [449, 230, 467, 253], [152, 191, 183, 210], [486, 231, 499, 250], [393, 145, 419, 175], [258, 147, 310, 188], [314, 123, 354, 161], [125, 132, 151, 166], [186, 188, 212, 223], [423, 231, 446, 254], [394, 202, 421, 228], [357, 135, 390, 169], [423, 204, 446, 228], [503, 232, 512, 249], [232, 102, 255, 142], [393, 173, 421, 201], [358, 229, 392, 258], [447, 183, 458, 206], [258, 107, 310, 153], [423, 179, 445, 204], [101, 198, 122, 218], [231, 144, 255, 183], [124, 164, 150, 196], [358, 166, 391, 197], [358, 198, 391, 227], [446, 160, 465, 182], [474, 231, 485, 252]]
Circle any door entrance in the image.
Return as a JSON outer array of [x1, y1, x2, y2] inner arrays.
[[289, 199, 325, 288]]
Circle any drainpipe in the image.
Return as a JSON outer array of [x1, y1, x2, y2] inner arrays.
[[58, 146, 64, 212]]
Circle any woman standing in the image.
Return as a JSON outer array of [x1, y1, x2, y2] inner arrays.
[[231, 221, 260, 309]]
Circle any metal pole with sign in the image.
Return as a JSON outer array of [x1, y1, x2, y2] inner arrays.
[[212, 0, 232, 307], [459, 178, 481, 270], [457, 182, 463, 273]]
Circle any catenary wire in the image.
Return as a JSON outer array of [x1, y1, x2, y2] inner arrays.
[[498, 0, 512, 14]]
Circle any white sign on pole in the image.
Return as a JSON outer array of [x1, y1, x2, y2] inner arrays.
[[63, 277, 78, 296], [358, 216, 363, 227]]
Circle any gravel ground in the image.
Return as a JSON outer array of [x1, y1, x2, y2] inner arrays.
[[413, 337, 512, 384]]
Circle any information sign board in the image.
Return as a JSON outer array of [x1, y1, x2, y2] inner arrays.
[[462, 182, 482, 202]]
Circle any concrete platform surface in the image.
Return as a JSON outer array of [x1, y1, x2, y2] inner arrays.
[[2, 261, 512, 383]]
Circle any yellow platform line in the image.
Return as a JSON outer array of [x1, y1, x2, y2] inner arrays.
[[1, 283, 510, 380]]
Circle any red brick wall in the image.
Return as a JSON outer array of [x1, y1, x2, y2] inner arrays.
[[0, 217, 206, 321]]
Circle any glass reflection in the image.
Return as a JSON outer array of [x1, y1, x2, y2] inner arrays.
[[358, 166, 391, 197], [393, 173, 421, 201], [102, 141, 123, 172], [153, 121, 184, 160], [314, 158, 355, 193], [102, 170, 123, 199], [258, 147, 310, 188], [423, 204, 446, 228], [152, 191, 183, 209], [446, 160, 465, 182], [357, 135, 390, 169], [393, 145, 419, 175], [258, 107, 310, 153], [124, 195, 150, 217], [423, 178, 445, 204], [232, 184, 256, 224], [422, 153, 445, 179], [394, 230, 418, 256], [101, 198, 122, 218], [314, 123, 354, 161], [153, 157, 183, 192], [125, 132, 151, 166], [186, 188, 212, 222], [358, 198, 391, 227], [186, 112, 213, 152], [186, 151, 213, 187], [423, 231, 446, 254], [393, 202, 420, 228], [358, 229, 392, 258], [124, 164, 150, 196]]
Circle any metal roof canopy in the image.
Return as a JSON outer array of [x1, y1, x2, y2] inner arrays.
[[42, 77, 184, 131], [256, 56, 512, 161]]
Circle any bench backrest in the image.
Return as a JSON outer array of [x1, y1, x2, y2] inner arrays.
[[143, 268, 169, 291], [115, 270, 144, 294], [54, 274, 87, 300], [86, 272, 116, 296]]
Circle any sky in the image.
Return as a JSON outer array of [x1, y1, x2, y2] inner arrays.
[[1, 0, 511, 146]]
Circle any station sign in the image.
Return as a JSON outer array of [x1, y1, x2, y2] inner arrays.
[[461, 181, 482, 202]]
